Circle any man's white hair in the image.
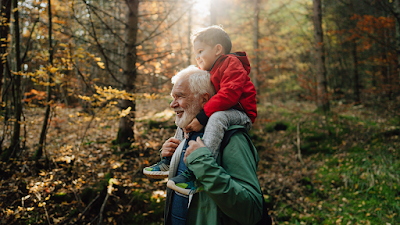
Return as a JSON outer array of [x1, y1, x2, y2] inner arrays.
[[171, 65, 216, 97]]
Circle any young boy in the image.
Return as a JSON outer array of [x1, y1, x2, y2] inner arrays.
[[143, 25, 257, 195]]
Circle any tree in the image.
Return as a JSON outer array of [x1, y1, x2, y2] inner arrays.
[[252, 0, 260, 93], [0, 0, 11, 98], [393, 0, 400, 84], [312, 0, 329, 112], [115, 0, 139, 148], [36, 0, 53, 160], [210, 0, 218, 25], [4, 0, 23, 160]]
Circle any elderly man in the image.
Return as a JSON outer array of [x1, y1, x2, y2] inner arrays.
[[161, 66, 263, 225]]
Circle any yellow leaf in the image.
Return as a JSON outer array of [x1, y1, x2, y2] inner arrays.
[[95, 57, 102, 62], [97, 62, 105, 69], [49, 67, 57, 73], [6, 208, 13, 216], [119, 107, 131, 117]]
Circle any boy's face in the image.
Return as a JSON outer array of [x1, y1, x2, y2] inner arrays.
[[193, 40, 221, 71]]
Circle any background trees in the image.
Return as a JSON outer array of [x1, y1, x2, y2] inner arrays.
[[2, 0, 399, 159], [0, 0, 400, 224]]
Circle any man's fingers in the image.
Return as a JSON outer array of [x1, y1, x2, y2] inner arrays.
[[169, 138, 181, 144], [166, 142, 179, 148]]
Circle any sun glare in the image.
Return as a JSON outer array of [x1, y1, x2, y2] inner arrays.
[[193, 0, 210, 20]]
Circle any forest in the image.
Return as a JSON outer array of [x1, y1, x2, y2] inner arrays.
[[0, 0, 399, 224]]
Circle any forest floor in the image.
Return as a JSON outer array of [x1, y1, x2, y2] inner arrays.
[[0, 96, 399, 225]]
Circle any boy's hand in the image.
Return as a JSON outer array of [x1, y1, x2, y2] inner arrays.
[[161, 137, 181, 158], [183, 118, 204, 133], [184, 136, 205, 163]]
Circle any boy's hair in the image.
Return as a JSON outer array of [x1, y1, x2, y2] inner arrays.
[[191, 25, 232, 54]]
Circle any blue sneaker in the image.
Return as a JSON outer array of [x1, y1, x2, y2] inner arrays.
[[143, 157, 170, 179], [167, 169, 202, 195]]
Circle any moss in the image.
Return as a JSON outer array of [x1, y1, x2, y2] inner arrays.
[[52, 191, 73, 203]]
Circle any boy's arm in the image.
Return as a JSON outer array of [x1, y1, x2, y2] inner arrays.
[[197, 57, 248, 126]]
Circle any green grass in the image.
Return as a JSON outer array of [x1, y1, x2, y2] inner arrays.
[[267, 111, 400, 224], [283, 142, 400, 224]]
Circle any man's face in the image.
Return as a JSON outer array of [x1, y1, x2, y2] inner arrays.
[[193, 40, 219, 71], [170, 77, 202, 128]]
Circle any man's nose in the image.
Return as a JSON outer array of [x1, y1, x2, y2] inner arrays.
[[170, 99, 178, 108]]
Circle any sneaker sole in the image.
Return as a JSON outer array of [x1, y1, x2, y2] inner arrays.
[[143, 169, 169, 179], [167, 180, 198, 196]]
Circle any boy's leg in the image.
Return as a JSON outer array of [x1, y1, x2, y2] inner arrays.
[[143, 128, 184, 178], [202, 109, 252, 159]]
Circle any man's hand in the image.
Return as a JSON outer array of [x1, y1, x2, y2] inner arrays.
[[183, 118, 204, 133], [184, 136, 206, 163], [161, 137, 181, 157]]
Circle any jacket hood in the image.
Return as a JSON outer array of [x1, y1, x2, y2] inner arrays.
[[232, 52, 251, 75], [209, 52, 251, 75]]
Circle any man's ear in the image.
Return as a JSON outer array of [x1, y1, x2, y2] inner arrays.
[[215, 44, 224, 56], [199, 93, 211, 108]]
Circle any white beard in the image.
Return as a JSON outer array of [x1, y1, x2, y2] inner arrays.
[[174, 99, 202, 128]]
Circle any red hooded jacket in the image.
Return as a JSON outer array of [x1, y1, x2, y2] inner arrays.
[[196, 52, 257, 125]]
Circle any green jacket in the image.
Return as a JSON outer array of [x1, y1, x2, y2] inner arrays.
[[164, 126, 263, 225]]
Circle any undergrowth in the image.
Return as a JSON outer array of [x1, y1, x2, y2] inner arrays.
[[255, 103, 400, 224]]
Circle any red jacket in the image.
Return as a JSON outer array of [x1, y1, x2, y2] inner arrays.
[[196, 52, 257, 124]]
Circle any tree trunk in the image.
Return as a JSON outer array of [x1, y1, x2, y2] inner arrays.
[[187, 5, 192, 66], [252, 0, 259, 93], [352, 40, 361, 104], [312, 0, 329, 112], [6, 0, 22, 160], [115, 0, 139, 149], [36, 0, 53, 160], [210, 0, 218, 25], [0, 0, 11, 101], [394, 0, 400, 86]]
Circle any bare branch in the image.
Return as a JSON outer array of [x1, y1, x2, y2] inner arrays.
[[135, 2, 195, 46], [84, 1, 124, 85], [21, 17, 40, 63]]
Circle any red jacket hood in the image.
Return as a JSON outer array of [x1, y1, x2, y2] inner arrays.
[[210, 52, 251, 75], [232, 52, 251, 75]]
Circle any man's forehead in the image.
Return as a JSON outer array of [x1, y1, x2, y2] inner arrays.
[[171, 77, 191, 95]]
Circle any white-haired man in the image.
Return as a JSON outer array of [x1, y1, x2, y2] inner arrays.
[[160, 66, 263, 225]]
